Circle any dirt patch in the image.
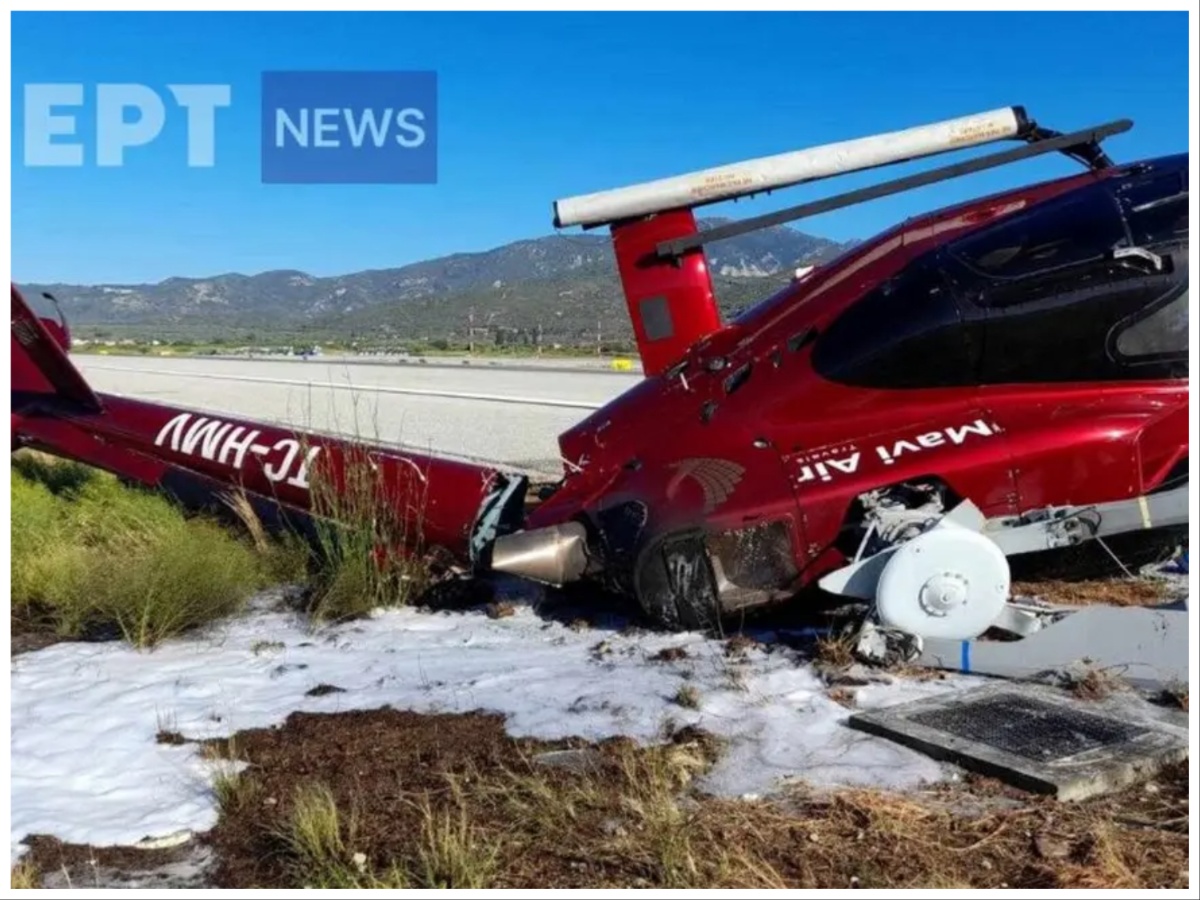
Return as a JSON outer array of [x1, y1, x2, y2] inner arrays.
[[305, 684, 347, 697], [204, 709, 578, 887], [1012, 578, 1170, 607], [653, 646, 689, 662], [724, 633, 759, 658], [202, 707, 1190, 889], [10, 629, 68, 656]]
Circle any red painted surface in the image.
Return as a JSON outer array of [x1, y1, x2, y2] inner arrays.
[[12, 286, 505, 561], [611, 209, 721, 377], [12, 148, 1188, 616], [534, 157, 1188, 597]]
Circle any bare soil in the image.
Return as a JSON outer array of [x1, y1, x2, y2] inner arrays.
[[192, 708, 1190, 890]]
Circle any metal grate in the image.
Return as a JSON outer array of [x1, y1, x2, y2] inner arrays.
[[909, 692, 1149, 762]]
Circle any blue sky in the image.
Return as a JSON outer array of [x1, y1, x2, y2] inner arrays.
[[10, 10, 1190, 284]]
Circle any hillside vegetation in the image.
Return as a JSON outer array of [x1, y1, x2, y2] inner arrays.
[[21, 219, 847, 345]]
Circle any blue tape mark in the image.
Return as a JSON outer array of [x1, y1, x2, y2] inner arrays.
[[960, 640, 971, 673]]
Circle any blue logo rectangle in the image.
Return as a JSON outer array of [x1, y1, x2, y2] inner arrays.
[[261, 71, 436, 184]]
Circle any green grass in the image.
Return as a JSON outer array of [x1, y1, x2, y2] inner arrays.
[[11, 452, 295, 648], [278, 782, 406, 889], [10, 444, 440, 644], [275, 781, 497, 889], [299, 442, 432, 623]]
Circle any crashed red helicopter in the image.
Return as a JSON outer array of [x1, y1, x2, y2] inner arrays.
[[11, 105, 1189, 682]]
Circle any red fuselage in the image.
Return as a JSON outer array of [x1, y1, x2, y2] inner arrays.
[[12, 148, 1188, 630], [526, 153, 1189, 622]]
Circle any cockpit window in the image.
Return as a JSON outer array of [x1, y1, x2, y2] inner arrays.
[[1118, 170, 1188, 247], [948, 185, 1126, 285], [1115, 287, 1189, 358], [1113, 256, 1189, 363], [1108, 164, 1190, 366]]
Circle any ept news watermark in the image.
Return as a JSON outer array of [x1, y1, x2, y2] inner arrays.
[[263, 71, 436, 184], [19, 71, 438, 185], [23, 84, 231, 167]]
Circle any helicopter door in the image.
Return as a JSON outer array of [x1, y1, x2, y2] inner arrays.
[[1107, 161, 1189, 374], [943, 176, 1187, 510], [944, 182, 1136, 384]]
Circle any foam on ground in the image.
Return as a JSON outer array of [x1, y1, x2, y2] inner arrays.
[[10, 592, 973, 860]]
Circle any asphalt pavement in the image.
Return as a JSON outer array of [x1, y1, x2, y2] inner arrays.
[[77, 355, 641, 476]]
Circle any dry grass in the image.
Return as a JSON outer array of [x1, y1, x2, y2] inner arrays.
[[724, 633, 759, 658], [206, 739, 262, 816], [813, 632, 856, 672], [301, 443, 432, 622], [10, 443, 439, 646], [672, 684, 701, 709], [1012, 578, 1169, 607], [1062, 666, 1127, 701], [279, 782, 363, 887], [9, 859, 40, 889], [479, 735, 769, 889], [274, 781, 498, 889], [408, 792, 499, 889], [207, 709, 1190, 890], [219, 488, 311, 584], [763, 774, 1190, 889]]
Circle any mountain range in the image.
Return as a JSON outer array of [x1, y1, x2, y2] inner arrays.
[[21, 218, 856, 344]]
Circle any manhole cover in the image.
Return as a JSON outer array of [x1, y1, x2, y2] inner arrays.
[[908, 692, 1149, 762]]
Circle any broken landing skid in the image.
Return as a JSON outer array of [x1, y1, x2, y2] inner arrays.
[[819, 486, 1190, 691]]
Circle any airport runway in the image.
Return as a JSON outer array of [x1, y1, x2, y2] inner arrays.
[[77, 355, 641, 477]]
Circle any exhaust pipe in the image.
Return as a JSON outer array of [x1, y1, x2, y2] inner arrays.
[[488, 521, 590, 585]]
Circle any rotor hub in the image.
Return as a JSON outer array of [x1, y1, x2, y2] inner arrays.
[[918, 572, 969, 616]]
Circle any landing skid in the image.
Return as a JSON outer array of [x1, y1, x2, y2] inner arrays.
[[918, 599, 1188, 689], [819, 486, 1190, 690]]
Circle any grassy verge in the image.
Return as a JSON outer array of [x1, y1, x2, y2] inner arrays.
[[10, 452, 305, 649], [199, 707, 1189, 890], [10, 443, 437, 646], [299, 443, 431, 623], [9, 860, 40, 889]]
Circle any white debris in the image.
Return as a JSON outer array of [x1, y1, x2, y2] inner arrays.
[[10, 595, 976, 860]]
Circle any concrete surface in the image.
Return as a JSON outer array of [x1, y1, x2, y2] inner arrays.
[[848, 682, 1189, 801], [77, 355, 641, 477]]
